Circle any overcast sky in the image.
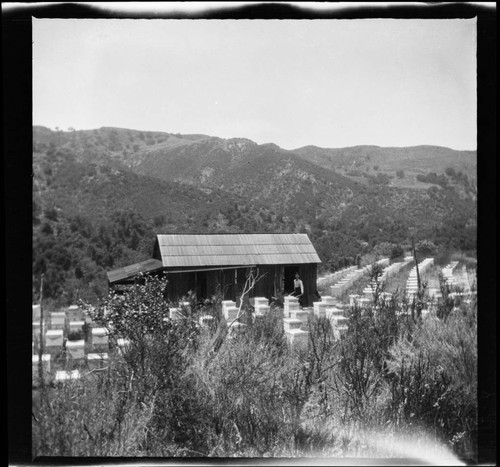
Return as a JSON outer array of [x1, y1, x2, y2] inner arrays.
[[33, 18, 476, 150]]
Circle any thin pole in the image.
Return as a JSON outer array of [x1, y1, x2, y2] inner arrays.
[[412, 238, 421, 292], [411, 238, 421, 321], [38, 274, 45, 389]]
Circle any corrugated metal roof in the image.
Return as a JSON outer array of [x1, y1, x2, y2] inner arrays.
[[156, 233, 321, 267], [107, 258, 164, 283]]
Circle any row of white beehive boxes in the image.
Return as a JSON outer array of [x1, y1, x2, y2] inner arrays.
[[330, 269, 366, 297], [284, 295, 349, 327], [34, 334, 132, 364], [32, 353, 111, 385], [164, 302, 192, 322], [34, 303, 192, 347], [35, 302, 191, 333], [362, 263, 392, 296], [284, 295, 349, 345], [362, 259, 412, 297], [33, 327, 110, 356], [221, 297, 271, 321], [32, 304, 87, 326], [406, 258, 434, 295], [441, 261, 459, 285], [317, 265, 358, 288], [330, 258, 390, 297]]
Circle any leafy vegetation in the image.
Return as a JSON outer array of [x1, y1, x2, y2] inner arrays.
[[32, 273, 477, 461]]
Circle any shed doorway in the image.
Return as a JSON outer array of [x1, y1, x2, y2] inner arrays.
[[284, 266, 299, 295]]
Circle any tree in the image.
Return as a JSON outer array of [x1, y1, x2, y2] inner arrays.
[[415, 239, 437, 257], [208, 268, 267, 355], [390, 244, 404, 260], [445, 167, 456, 177]]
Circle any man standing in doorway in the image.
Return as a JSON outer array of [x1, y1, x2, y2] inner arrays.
[[292, 272, 304, 308]]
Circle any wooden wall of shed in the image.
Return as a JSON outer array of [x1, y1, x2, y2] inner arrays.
[[221, 268, 236, 301], [298, 263, 318, 307], [253, 265, 277, 299], [152, 239, 161, 261], [164, 271, 195, 301], [161, 263, 318, 306]]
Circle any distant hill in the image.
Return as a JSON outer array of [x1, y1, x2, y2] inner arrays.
[[32, 126, 477, 304], [293, 144, 476, 192]]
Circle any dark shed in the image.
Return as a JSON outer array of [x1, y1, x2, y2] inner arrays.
[[108, 233, 321, 306]]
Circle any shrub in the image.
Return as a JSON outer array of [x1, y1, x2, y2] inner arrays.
[[33, 273, 477, 461], [415, 239, 438, 257], [445, 167, 456, 177], [386, 304, 477, 460], [33, 365, 157, 456], [390, 244, 405, 261]]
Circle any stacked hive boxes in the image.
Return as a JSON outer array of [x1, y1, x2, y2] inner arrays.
[[179, 301, 191, 316], [199, 315, 215, 327], [320, 295, 336, 307], [253, 297, 270, 317], [69, 320, 85, 333], [285, 296, 309, 324], [330, 258, 389, 298], [329, 307, 348, 339], [349, 294, 361, 306], [227, 321, 246, 339], [427, 288, 442, 299], [285, 328, 309, 347], [116, 338, 131, 356], [55, 370, 81, 383], [91, 327, 109, 353], [362, 259, 412, 299], [32, 304, 41, 321], [66, 340, 85, 360], [222, 300, 237, 319], [66, 304, 84, 321], [31, 304, 122, 383], [283, 317, 303, 333], [441, 261, 459, 287], [87, 353, 109, 370], [330, 269, 363, 297], [45, 329, 64, 354], [379, 291, 393, 303], [284, 295, 299, 316], [312, 296, 348, 338], [283, 296, 309, 347], [222, 300, 240, 322], [357, 297, 371, 308], [50, 312, 66, 330], [169, 307, 183, 321], [313, 301, 328, 319], [406, 258, 434, 298], [317, 265, 357, 289]]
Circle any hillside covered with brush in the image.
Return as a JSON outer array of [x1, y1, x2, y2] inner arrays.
[[32, 126, 477, 304]]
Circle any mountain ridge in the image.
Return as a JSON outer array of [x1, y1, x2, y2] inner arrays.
[[32, 125, 477, 304]]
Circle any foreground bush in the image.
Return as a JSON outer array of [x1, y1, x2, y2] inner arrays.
[[386, 305, 477, 460], [33, 274, 477, 461]]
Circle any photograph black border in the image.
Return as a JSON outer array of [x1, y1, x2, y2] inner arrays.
[[4, 2, 496, 465]]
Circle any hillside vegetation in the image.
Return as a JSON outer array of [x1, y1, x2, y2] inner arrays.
[[32, 126, 476, 305]]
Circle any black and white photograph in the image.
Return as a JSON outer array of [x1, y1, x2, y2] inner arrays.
[[3, 2, 496, 465]]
